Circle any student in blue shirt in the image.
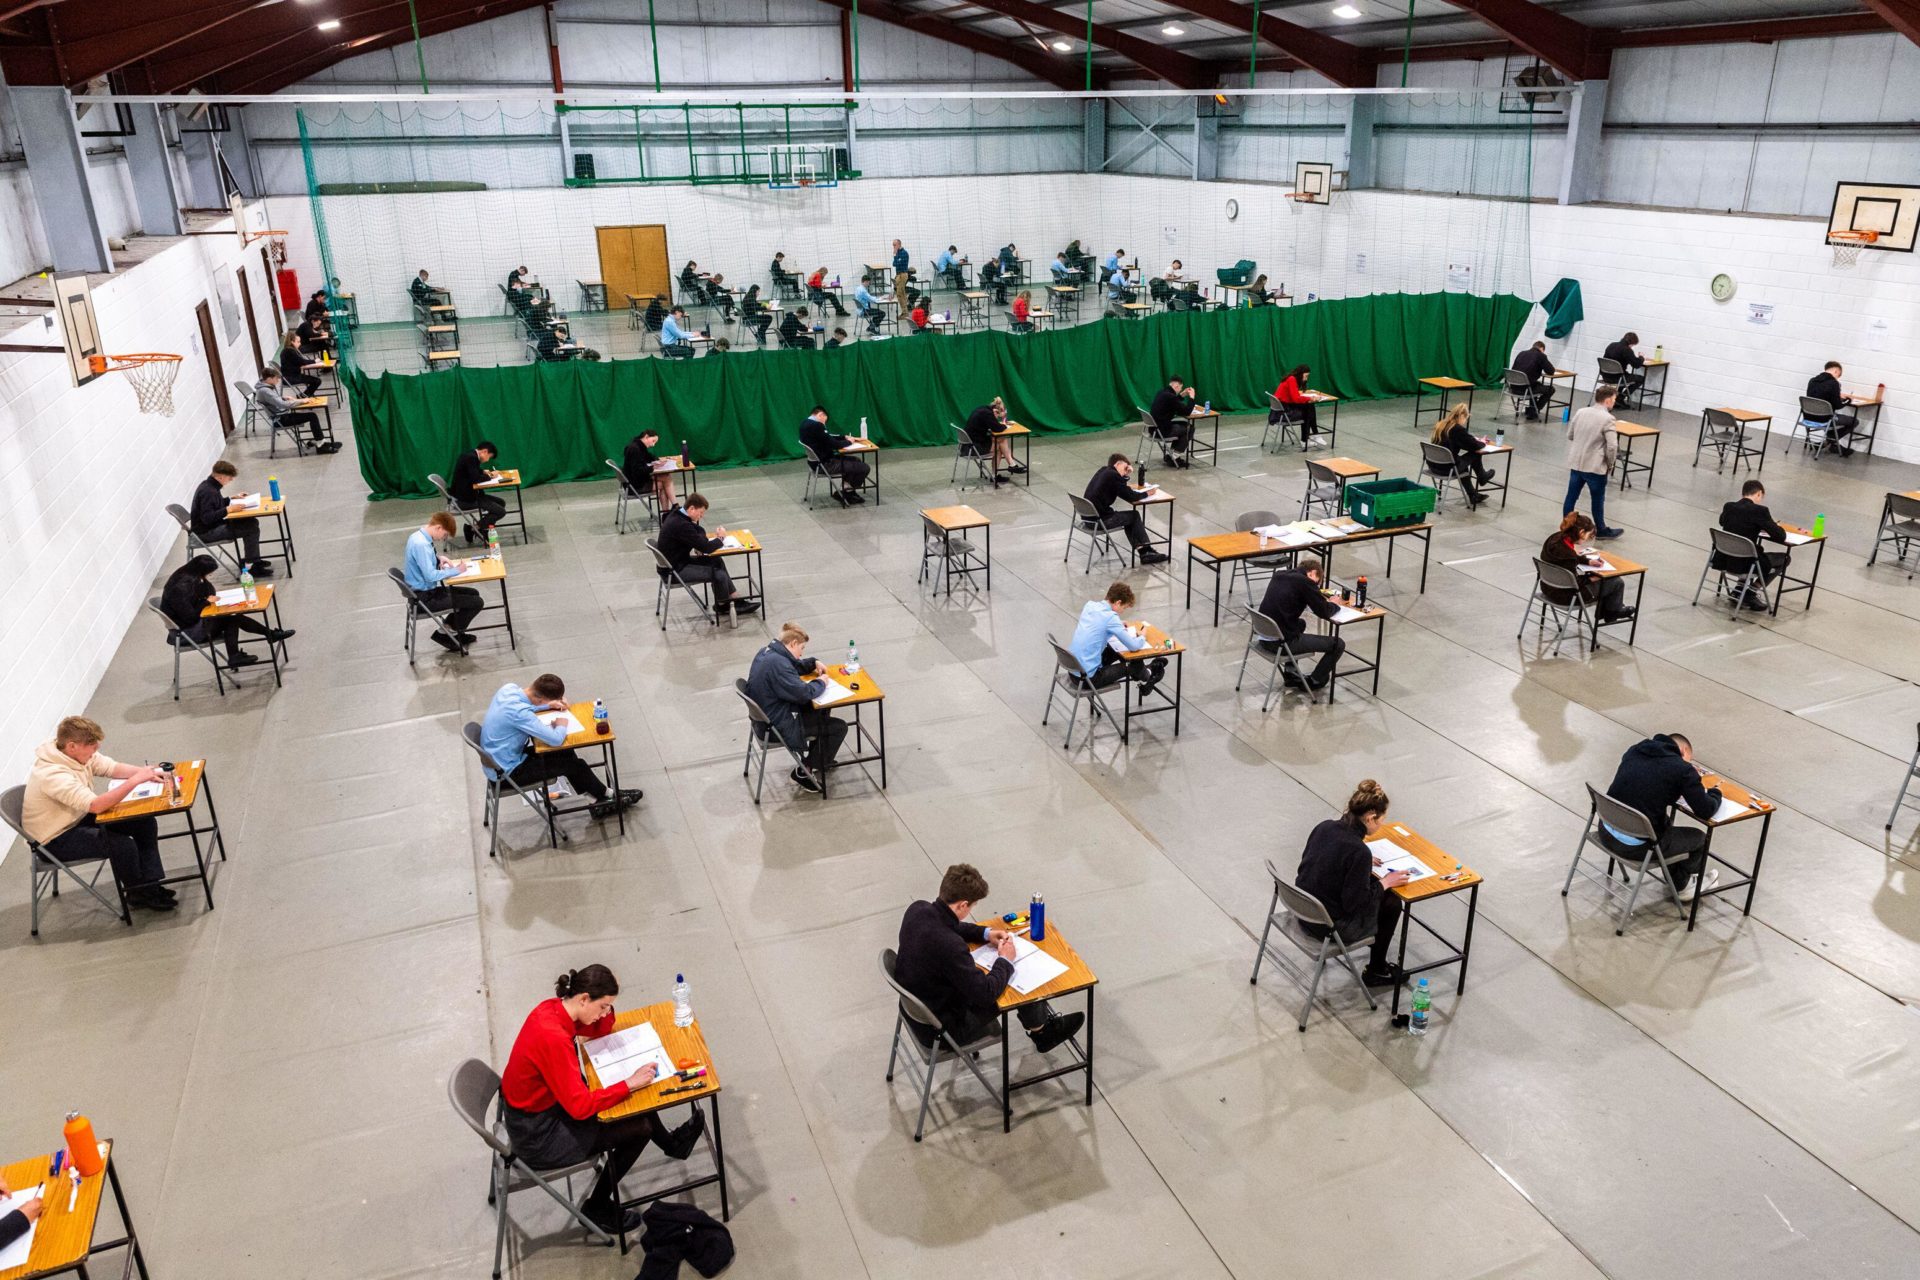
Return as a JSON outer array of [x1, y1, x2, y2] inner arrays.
[[404, 512, 483, 653], [1106, 266, 1135, 314], [659, 306, 695, 357], [479, 673, 640, 820], [933, 245, 960, 288], [1104, 248, 1124, 275], [1050, 253, 1071, 283], [1068, 581, 1166, 696], [854, 282, 884, 335]]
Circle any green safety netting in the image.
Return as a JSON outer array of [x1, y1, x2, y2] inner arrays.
[[346, 292, 1532, 500]]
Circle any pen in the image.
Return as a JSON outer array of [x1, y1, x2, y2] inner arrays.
[[660, 1083, 706, 1097], [67, 1166, 79, 1211]]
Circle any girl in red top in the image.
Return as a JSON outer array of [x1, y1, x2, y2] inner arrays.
[[499, 965, 704, 1234], [1270, 363, 1324, 445], [1011, 290, 1033, 331]]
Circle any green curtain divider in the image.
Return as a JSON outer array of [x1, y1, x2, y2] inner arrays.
[[347, 292, 1532, 500]]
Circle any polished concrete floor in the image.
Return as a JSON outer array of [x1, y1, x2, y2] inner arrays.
[[5, 383, 1920, 1280]]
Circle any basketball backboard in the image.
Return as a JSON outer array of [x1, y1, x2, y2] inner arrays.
[[1294, 161, 1334, 206], [53, 273, 103, 387], [1828, 182, 1919, 253]]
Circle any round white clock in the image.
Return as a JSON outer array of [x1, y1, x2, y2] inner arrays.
[[1225, 198, 1239, 221], [1710, 272, 1736, 301]]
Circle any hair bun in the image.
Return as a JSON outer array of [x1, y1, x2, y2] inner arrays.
[[554, 970, 576, 997]]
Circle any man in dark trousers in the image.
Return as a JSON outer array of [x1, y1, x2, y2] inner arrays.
[[778, 305, 813, 349], [799, 406, 868, 506], [1255, 561, 1345, 692], [657, 494, 758, 619], [893, 863, 1082, 1053], [1600, 732, 1723, 900], [450, 441, 507, 543], [189, 459, 273, 577], [1512, 339, 1555, 419], [280, 333, 321, 397], [1603, 331, 1645, 401], [1714, 479, 1791, 607], [744, 622, 846, 792], [1083, 454, 1168, 564], [1805, 361, 1857, 456], [1147, 376, 1197, 467]]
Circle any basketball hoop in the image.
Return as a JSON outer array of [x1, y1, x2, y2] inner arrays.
[[1286, 191, 1315, 215], [88, 352, 183, 416], [246, 229, 289, 268], [1828, 228, 1877, 268]]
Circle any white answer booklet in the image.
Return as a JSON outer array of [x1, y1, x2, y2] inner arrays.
[[1365, 838, 1437, 883], [584, 1020, 675, 1085], [971, 935, 1070, 994]]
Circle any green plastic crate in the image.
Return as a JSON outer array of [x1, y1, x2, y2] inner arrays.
[[1345, 477, 1437, 529]]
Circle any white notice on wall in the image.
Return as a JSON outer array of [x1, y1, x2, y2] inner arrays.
[[1353, 252, 1368, 274], [1162, 224, 1178, 246], [1746, 302, 1775, 327], [1445, 262, 1472, 293], [1867, 317, 1890, 351]]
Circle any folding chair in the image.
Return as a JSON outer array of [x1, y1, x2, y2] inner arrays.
[[1420, 441, 1462, 510], [1888, 723, 1920, 831], [448, 1058, 622, 1279], [234, 380, 262, 439], [949, 424, 994, 490], [647, 539, 720, 629], [1563, 784, 1689, 934], [1597, 356, 1639, 410], [164, 502, 246, 580], [426, 472, 470, 529], [605, 458, 652, 534], [1135, 408, 1186, 470], [1261, 396, 1298, 453], [1249, 862, 1377, 1031], [1696, 408, 1754, 472], [1692, 528, 1770, 614], [800, 443, 829, 506], [881, 948, 1006, 1142], [918, 517, 987, 595], [262, 398, 316, 460], [387, 567, 461, 665], [1228, 510, 1292, 609], [1501, 369, 1535, 421], [1516, 558, 1593, 657], [146, 598, 231, 699], [1, 785, 131, 937], [1041, 636, 1116, 750], [1788, 396, 1842, 458], [1064, 496, 1129, 575], [1235, 609, 1321, 710], [462, 721, 565, 856], [1868, 493, 1920, 571], [735, 679, 821, 803], [1299, 460, 1343, 521]]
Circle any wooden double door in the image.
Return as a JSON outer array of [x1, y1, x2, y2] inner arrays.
[[596, 224, 671, 309]]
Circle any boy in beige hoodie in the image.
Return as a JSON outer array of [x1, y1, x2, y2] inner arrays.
[[23, 716, 175, 911]]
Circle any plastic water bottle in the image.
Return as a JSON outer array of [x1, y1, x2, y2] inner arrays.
[[239, 566, 256, 605], [487, 526, 499, 554], [1812, 513, 1826, 538], [1655, 344, 1664, 361], [1356, 575, 1369, 607], [1410, 979, 1431, 1036], [679, 439, 690, 467], [1205, 400, 1212, 413], [846, 640, 860, 673], [859, 416, 869, 439], [1495, 427, 1505, 446], [672, 974, 693, 1028], [593, 698, 607, 729], [267, 473, 281, 501], [1029, 892, 1045, 942]]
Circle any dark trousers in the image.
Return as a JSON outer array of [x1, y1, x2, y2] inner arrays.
[[503, 1103, 667, 1215], [1088, 644, 1166, 690], [809, 287, 848, 316], [800, 708, 849, 773], [1281, 630, 1344, 685], [745, 316, 772, 344], [286, 370, 321, 397], [1269, 402, 1320, 435], [673, 561, 736, 605], [1563, 470, 1610, 532], [459, 494, 507, 535], [1600, 825, 1708, 893], [1583, 576, 1627, 618], [935, 1002, 1050, 1049], [1098, 510, 1149, 549], [44, 813, 164, 889], [1152, 422, 1192, 455], [827, 456, 871, 490], [1524, 381, 1552, 415], [508, 748, 609, 802], [1304, 892, 1403, 971], [200, 519, 262, 564], [184, 613, 272, 658], [420, 584, 484, 634], [280, 409, 324, 441], [859, 308, 883, 335]]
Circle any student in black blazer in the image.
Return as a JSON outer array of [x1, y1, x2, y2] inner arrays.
[[1295, 780, 1407, 985], [1255, 562, 1344, 691], [657, 494, 757, 617], [1603, 332, 1645, 398], [893, 863, 1081, 1052], [189, 460, 272, 576], [799, 406, 868, 506], [1147, 377, 1197, 467], [1714, 479, 1790, 603], [1082, 453, 1168, 563], [449, 442, 507, 542], [161, 554, 290, 669], [1512, 340, 1554, 418], [1599, 732, 1722, 899], [1429, 403, 1494, 509]]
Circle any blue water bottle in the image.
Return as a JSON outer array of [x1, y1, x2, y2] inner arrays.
[[267, 473, 281, 502], [1029, 892, 1045, 943]]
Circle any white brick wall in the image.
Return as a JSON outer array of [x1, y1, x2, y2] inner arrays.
[[0, 223, 270, 777]]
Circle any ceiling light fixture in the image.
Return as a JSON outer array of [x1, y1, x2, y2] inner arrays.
[[1052, 39, 1071, 51], [1330, 4, 1362, 18], [317, 18, 341, 29], [1161, 23, 1186, 36]]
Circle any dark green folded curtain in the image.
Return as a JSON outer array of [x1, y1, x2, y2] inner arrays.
[[1539, 278, 1583, 340], [348, 291, 1532, 500]]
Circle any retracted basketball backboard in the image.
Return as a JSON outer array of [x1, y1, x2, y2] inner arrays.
[[1828, 181, 1919, 255], [54, 273, 104, 387], [1292, 161, 1334, 206]]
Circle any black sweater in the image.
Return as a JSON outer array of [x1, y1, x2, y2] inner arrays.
[[1149, 385, 1193, 433], [622, 437, 659, 489], [1513, 347, 1553, 384], [0, 1209, 26, 1252], [189, 476, 229, 536], [799, 417, 851, 461], [964, 404, 999, 451], [450, 449, 488, 503], [1806, 371, 1849, 411], [1606, 735, 1720, 839], [893, 899, 1012, 1035], [1258, 568, 1340, 640], [1296, 817, 1379, 928], [1083, 465, 1143, 518], [161, 565, 215, 630], [1603, 340, 1644, 372], [657, 506, 723, 571]]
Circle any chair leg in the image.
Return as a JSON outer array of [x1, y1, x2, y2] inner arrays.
[[1887, 749, 1920, 829], [1249, 885, 1280, 983], [1334, 942, 1377, 1011], [885, 1012, 904, 1082], [912, 1040, 941, 1142], [1062, 694, 1080, 748], [491, 1157, 510, 1280], [1298, 941, 1330, 1031]]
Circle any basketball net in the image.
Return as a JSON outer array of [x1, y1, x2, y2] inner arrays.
[[246, 230, 290, 269], [89, 353, 183, 416], [1829, 229, 1876, 268]]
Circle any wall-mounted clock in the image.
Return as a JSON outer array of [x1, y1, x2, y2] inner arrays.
[[1710, 272, 1737, 301], [1225, 198, 1239, 221]]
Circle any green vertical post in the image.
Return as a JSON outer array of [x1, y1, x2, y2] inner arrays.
[[1085, 0, 1094, 91], [1249, 0, 1260, 88], [406, 0, 429, 93], [636, 107, 646, 180], [1400, 0, 1414, 87], [851, 0, 861, 92], [738, 106, 749, 181], [647, 0, 663, 92], [683, 105, 695, 181]]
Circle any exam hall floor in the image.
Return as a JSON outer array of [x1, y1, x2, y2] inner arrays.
[[3, 391, 1919, 1279]]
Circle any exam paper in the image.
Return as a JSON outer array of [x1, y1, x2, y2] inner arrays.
[[972, 935, 1071, 994], [1329, 605, 1368, 624], [585, 1020, 675, 1085], [813, 679, 855, 706], [1366, 839, 1437, 883], [122, 781, 164, 803], [230, 493, 263, 510], [720, 536, 744, 550], [1710, 795, 1750, 823], [211, 588, 248, 607], [1783, 532, 1814, 546], [545, 709, 586, 738]]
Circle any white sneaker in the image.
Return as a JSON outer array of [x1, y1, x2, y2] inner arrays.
[[1679, 868, 1720, 903]]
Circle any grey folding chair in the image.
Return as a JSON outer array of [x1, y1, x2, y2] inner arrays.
[[881, 948, 1005, 1142], [1888, 723, 1920, 831], [1261, 396, 1298, 452], [1041, 635, 1116, 749], [1228, 510, 1292, 609], [800, 443, 828, 506], [1597, 356, 1637, 409], [448, 1058, 621, 1279], [1419, 441, 1461, 509], [1501, 368, 1534, 420], [2, 784, 131, 937], [1692, 528, 1769, 614], [387, 567, 460, 665], [1868, 494, 1920, 572], [233, 379, 261, 439], [1064, 496, 1128, 575], [426, 472, 472, 531], [606, 458, 652, 534], [918, 519, 987, 595], [1249, 862, 1377, 1031], [1696, 408, 1751, 471], [1300, 460, 1343, 521], [1563, 784, 1689, 934], [1235, 608, 1319, 710], [1788, 396, 1841, 458], [146, 597, 231, 699], [1135, 407, 1186, 469], [647, 539, 721, 629], [735, 679, 819, 803], [461, 721, 565, 856], [1516, 558, 1592, 657], [165, 502, 246, 580], [949, 424, 993, 490]]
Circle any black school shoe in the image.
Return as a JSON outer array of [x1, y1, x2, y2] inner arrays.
[[126, 885, 178, 912], [429, 631, 461, 652], [1028, 1012, 1085, 1055], [656, 1108, 707, 1161], [1361, 962, 1405, 988], [585, 1204, 643, 1235], [227, 652, 262, 670], [791, 768, 822, 794]]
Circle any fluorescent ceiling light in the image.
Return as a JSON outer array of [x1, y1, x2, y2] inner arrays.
[[1330, 4, 1362, 17], [317, 18, 341, 29], [1161, 24, 1186, 36], [1052, 39, 1071, 51]]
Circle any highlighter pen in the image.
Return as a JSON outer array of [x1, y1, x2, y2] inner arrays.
[[67, 1166, 80, 1211]]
